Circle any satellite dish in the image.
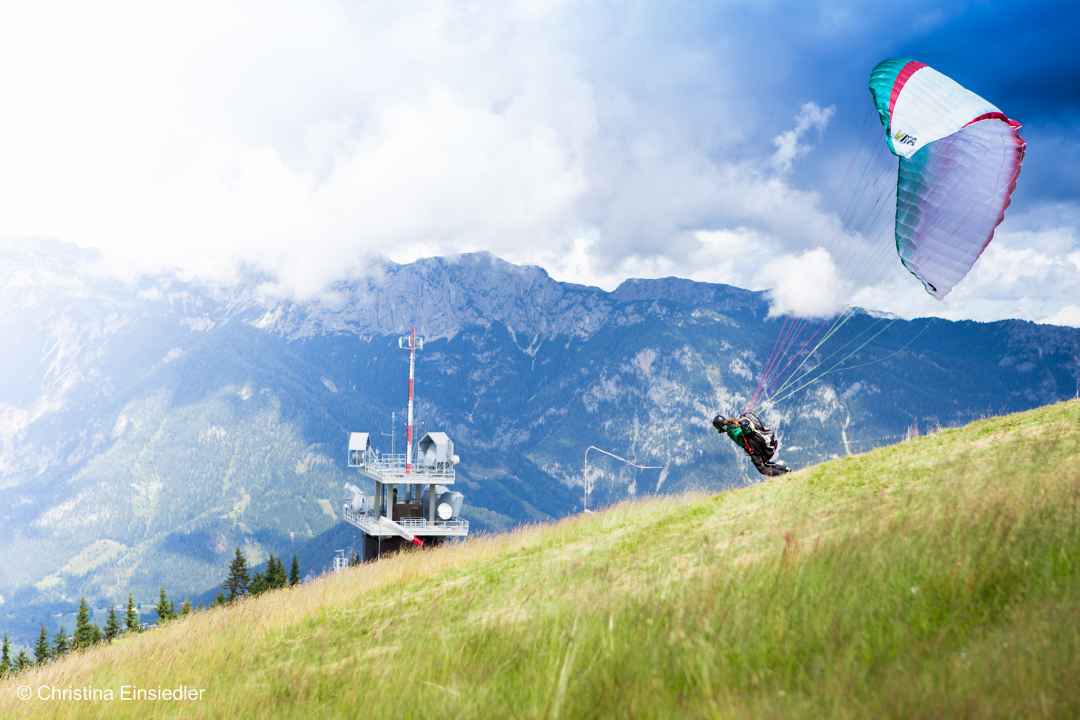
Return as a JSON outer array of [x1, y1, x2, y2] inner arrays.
[[437, 502, 454, 520]]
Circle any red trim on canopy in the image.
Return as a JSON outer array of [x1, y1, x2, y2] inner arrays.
[[888, 60, 927, 118], [970, 116, 1027, 256], [964, 111, 1022, 129]]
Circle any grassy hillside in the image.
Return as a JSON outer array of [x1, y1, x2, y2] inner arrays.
[[3, 399, 1078, 719]]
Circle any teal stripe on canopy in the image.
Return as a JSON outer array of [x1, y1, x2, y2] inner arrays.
[[868, 57, 912, 155]]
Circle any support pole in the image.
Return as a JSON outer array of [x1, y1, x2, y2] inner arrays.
[[582, 446, 664, 513], [405, 327, 416, 473]]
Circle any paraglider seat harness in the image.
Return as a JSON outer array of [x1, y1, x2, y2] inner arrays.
[[712, 412, 790, 477]]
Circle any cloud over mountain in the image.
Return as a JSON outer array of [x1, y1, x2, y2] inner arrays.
[[0, 1, 1076, 324]]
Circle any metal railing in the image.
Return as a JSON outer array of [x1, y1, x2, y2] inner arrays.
[[397, 517, 469, 531], [342, 505, 469, 534], [342, 505, 379, 532], [358, 453, 457, 481]]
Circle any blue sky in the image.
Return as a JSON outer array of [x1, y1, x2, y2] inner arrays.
[[780, 1, 1080, 206], [0, 1, 1076, 324], [620, 1, 1079, 219]]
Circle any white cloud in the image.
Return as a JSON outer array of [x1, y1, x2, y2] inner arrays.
[[0, 2, 859, 302], [757, 248, 848, 318], [849, 222, 1080, 323], [1043, 306, 1080, 328], [0, 3, 1074, 327], [0, 2, 597, 297], [771, 102, 836, 174]]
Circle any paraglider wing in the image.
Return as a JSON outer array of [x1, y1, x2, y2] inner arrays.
[[869, 58, 1026, 299]]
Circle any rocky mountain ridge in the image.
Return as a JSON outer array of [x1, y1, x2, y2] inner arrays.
[[1, 240, 1077, 643]]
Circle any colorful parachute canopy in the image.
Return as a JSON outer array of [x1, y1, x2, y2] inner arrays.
[[869, 58, 1025, 299]]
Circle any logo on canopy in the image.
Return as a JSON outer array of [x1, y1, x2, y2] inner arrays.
[[893, 130, 917, 146]]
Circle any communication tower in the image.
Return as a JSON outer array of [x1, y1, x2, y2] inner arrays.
[[343, 328, 469, 560]]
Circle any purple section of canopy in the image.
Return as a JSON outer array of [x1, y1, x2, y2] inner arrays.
[[895, 116, 1025, 299]]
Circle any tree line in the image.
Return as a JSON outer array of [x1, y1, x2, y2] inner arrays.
[[217, 549, 300, 604], [0, 549, 299, 679]]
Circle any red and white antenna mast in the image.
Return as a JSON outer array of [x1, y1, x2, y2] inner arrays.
[[398, 327, 424, 473]]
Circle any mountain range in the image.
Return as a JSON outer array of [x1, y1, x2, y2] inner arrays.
[[1, 240, 1078, 643]]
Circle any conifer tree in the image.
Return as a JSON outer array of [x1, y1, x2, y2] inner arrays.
[[267, 556, 287, 589], [74, 598, 98, 650], [104, 607, 121, 641], [180, 599, 193, 617], [226, 547, 250, 601], [249, 571, 267, 597], [264, 556, 278, 589], [0, 634, 10, 677], [277, 556, 289, 587], [13, 649, 30, 673], [156, 587, 174, 624], [125, 593, 141, 633], [52, 627, 69, 658], [213, 592, 226, 607], [289, 555, 300, 586], [34, 625, 50, 665], [277, 556, 288, 587]]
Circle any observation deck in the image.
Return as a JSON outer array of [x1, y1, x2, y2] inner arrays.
[[342, 505, 469, 538], [353, 452, 457, 486]]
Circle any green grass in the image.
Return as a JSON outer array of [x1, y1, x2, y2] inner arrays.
[[3, 400, 1079, 719]]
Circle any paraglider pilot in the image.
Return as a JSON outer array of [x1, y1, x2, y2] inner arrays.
[[713, 413, 791, 477]]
